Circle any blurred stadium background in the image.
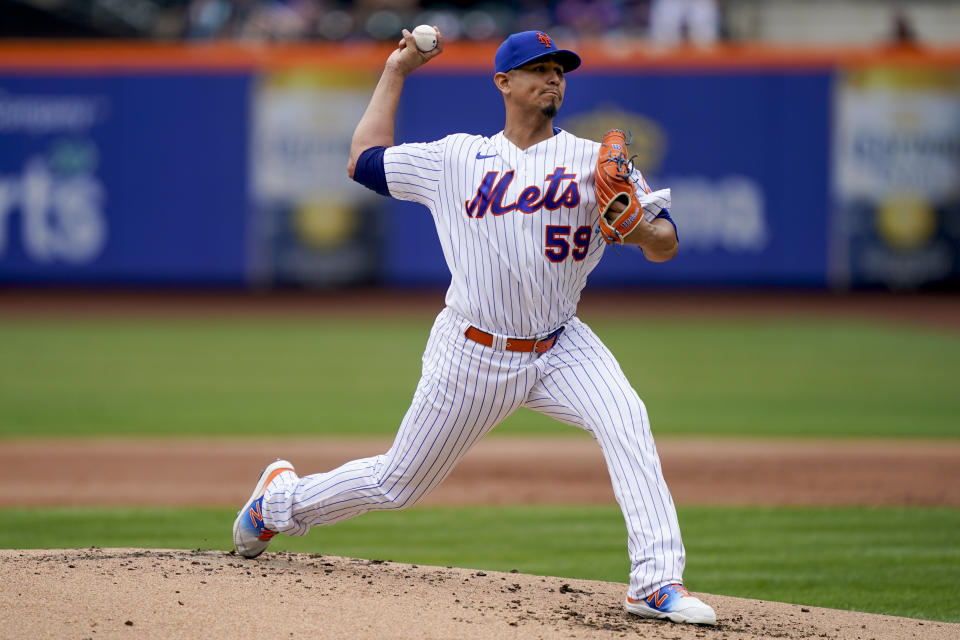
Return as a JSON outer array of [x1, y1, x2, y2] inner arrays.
[[0, 0, 958, 292], [1, 0, 959, 45]]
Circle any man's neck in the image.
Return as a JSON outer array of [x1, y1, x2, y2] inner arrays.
[[503, 112, 555, 150]]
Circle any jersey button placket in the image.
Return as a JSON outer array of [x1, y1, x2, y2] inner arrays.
[[522, 152, 535, 280], [522, 154, 535, 268], [521, 151, 534, 219]]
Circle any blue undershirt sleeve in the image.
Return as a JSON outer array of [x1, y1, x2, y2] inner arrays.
[[351, 146, 389, 197], [655, 209, 678, 241]]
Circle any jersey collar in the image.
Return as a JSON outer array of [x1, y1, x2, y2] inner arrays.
[[494, 127, 566, 158]]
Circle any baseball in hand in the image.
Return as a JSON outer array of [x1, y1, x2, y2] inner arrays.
[[412, 25, 437, 52]]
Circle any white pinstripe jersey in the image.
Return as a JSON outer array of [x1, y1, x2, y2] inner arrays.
[[384, 128, 654, 338]]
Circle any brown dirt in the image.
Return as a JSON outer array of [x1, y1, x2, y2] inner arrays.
[[3, 437, 959, 507], [4, 548, 958, 640]]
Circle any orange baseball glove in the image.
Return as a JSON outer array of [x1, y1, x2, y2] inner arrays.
[[595, 129, 644, 244]]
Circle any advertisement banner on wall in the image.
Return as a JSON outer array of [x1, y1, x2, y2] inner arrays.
[[0, 88, 108, 269], [0, 74, 250, 284], [383, 71, 832, 288], [248, 69, 382, 287], [831, 67, 960, 290]]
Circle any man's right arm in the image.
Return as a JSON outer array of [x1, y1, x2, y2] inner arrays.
[[347, 27, 443, 179]]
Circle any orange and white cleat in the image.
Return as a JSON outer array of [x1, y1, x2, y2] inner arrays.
[[232, 459, 295, 559]]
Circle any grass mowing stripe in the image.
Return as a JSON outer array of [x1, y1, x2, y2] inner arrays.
[[679, 506, 960, 624], [0, 317, 958, 438], [2, 505, 957, 622]]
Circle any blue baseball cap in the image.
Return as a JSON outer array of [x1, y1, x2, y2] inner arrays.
[[494, 31, 581, 74]]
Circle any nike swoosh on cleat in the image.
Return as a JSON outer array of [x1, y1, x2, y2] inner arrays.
[[475, 153, 497, 159]]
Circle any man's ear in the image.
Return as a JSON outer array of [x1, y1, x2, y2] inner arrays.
[[494, 71, 511, 95]]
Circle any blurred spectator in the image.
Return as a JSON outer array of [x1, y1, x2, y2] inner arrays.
[[187, 0, 314, 40], [243, 0, 320, 40], [889, 6, 920, 49], [187, 0, 253, 39], [555, 0, 622, 38], [648, 0, 720, 47], [513, 1, 554, 35]]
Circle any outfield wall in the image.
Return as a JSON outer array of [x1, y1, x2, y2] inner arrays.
[[0, 42, 957, 289]]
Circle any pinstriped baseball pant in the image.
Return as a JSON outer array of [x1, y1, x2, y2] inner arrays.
[[262, 306, 686, 598]]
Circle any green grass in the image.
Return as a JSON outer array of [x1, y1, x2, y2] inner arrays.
[[2, 504, 957, 622], [0, 316, 957, 438]]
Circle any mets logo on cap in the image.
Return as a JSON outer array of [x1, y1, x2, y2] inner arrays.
[[494, 30, 582, 74]]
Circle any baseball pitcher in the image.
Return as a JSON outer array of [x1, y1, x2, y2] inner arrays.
[[233, 28, 716, 626]]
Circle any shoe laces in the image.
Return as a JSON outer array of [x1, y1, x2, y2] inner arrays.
[[257, 528, 278, 542]]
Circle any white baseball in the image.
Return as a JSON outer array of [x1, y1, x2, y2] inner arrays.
[[412, 25, 437, 52]]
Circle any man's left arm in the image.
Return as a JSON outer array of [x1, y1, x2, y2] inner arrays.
[[623, 216, 678, 262], [603, 193, 679, 261]]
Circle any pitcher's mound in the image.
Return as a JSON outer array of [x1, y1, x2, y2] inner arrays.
[[2, 548, 955, 639]]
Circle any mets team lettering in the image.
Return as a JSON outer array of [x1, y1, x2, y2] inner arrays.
[[377, 130, 658, 336], [465, 167, 580, 217]]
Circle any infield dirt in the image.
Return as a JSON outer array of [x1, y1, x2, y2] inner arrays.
[[2, 437, 958, 507], [4, 548, 958, 640]]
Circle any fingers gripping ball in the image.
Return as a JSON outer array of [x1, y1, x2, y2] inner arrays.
[[595, 129, 643, 244], [412, 25, 438, 52]]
